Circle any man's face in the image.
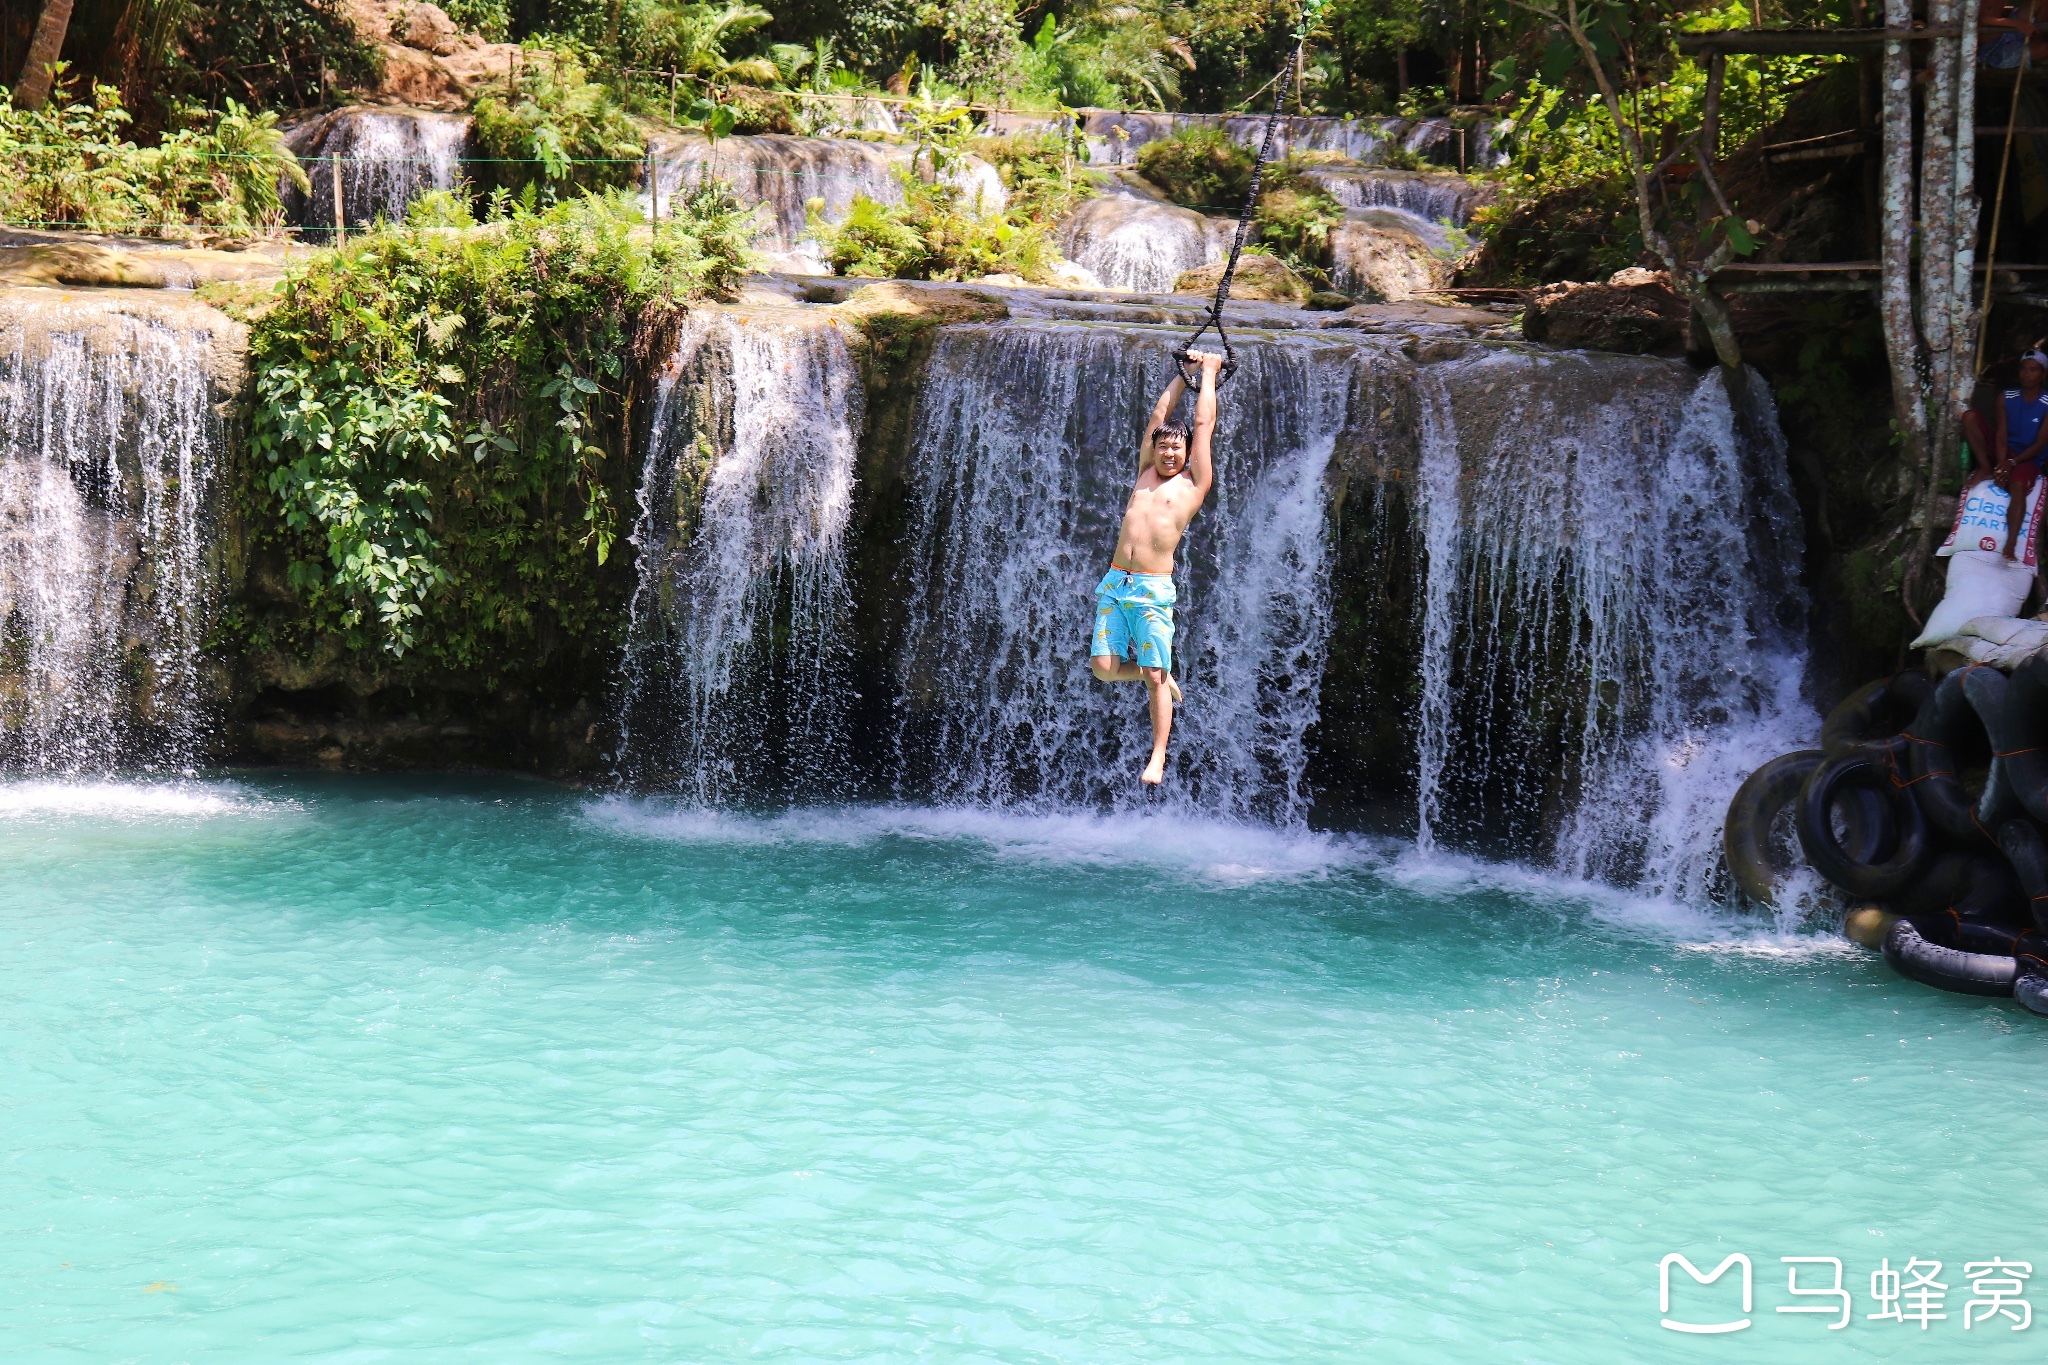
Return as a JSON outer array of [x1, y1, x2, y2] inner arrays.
[[1155, 435, 1187, 475], [2025, 359, 2046, 388]]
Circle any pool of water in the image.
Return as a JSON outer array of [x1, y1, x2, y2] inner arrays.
[[3, 773, 2043, 1362]]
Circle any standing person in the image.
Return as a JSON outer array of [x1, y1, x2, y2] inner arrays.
[[1088, 350, 1223, 785], [1962, 345, 2048, 559]]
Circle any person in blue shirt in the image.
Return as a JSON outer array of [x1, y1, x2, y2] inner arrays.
[[1962, 345, 2048, 559]]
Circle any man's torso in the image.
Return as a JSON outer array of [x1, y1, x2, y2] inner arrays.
[[1112, 468, 1202, 573], [2006, 388, 2048, 456]]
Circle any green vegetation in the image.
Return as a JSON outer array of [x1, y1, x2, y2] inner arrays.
[[806, 172, 1058, 280], [169, 0, 381, 119], [969, 131, 1093, 222], [229, 190, 753, 670], [468, 50, 648, 201], [1250, 159, 1345, 280], [0, 78, 306, 235], [1136, 125, 1251, 211], [1135, 130, 1342, 280]]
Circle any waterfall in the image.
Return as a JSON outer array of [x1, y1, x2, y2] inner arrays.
[[1076, 111, 1401, 166], [1408, 355, 1811, 895], [617, 309, 863, 802], [1059, 187, 1233, 293], [0, 296, 233, 773], [604, 294, 1812, 905], [286, 109, 470, 234], [1303, 169, 1481, 227], [890, 323, 1350, 823], [646, 134, 1005, 266]]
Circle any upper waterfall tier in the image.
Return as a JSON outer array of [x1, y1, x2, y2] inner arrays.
[[284, 106, 472, 236], [643, 134, 1007, 264], [1300, 168, 1488, 229], [0, 290, 245, 773], [986, 110, 1506, 170]]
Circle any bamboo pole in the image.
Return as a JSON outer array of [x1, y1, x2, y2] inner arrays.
[[330, 154, 345, 246]]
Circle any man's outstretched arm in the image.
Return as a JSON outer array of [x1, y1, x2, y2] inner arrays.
[[1188, 352, 1221, 496], [1140, 373, 1188, 471]]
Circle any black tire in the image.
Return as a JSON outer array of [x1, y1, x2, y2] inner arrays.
[[1995, 655, 2048, 825], [1883, 917, 2016, 997], [1724, 751, 1822, 905], [1822, 672, 1936, 757], [1905, 672, 1996, 849], [1999, 817, 2048, 932], [1795, 750, 1931, 899], [2015, 969, 2048, 1016], [1889, 850, 1987, 917], [2017, 930, 2048, 1015]]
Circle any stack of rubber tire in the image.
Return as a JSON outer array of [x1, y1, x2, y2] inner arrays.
[[1724, 656, 2048, 1011]]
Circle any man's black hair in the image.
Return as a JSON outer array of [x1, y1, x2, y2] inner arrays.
[[1154, 419, 1191, 446]]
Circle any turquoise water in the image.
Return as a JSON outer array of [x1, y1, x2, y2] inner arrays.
[[4, 774, 2044, 1362]]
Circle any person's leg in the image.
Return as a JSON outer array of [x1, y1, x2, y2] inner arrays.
[[1092, 654, 1143, 682], [2005, 463, 2041, 559], [1089, 586, 1135, 682], [1140, 665, 1173, 784], [1964, 409, 1998, 484]]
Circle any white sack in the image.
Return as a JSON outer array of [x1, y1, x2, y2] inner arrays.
[[1910, 549, 2038, 648]]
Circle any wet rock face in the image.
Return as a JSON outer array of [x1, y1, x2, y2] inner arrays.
[[1330, 215, 1455, 303], [1522, 269, 1691, 356], [1060, 185, 1232, 294], [1173, 254, 1312, 303]]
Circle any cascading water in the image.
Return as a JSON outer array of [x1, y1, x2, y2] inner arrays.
[[1059, 184, 1233, 293], [647, 133, 902, 257], [891, 322, 1351, 824], [1408, 352, 1812, 898], [0, 295, 234, 772], [609, 289, 1812, 907], [286, 109, 470, 234], [1303, 168, 1482, 227], [616, 309, 863, 803], [645, 135, 1004, 267]]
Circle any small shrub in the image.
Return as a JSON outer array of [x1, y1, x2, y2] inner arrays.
[[1253, 158, 1345, 281], [469, 49, 646, 201], [440, 0, 511, 40], [806, 172, 1060, 282], [969, 132, 1093, 223], [1136, 125, 1252, 211], [405, 189, 478, 227]]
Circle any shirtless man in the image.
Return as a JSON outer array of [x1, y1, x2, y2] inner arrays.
[[1088, 349, 1222, 785]]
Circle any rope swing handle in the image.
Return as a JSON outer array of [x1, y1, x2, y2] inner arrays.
[[1173, 0, 1330, 393]]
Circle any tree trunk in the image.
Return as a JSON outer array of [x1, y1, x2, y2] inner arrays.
[[1878, 0, 1927, 471], [13, 0, 74, 111]]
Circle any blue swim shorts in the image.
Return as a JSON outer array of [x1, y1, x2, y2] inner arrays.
[[1089, 568, 1176, 674]]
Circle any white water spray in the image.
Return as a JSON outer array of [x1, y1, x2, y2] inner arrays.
[[0, 299, 228, 772], [618, 310, 863, 801]]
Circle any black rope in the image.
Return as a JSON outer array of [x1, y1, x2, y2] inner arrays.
[[1172, 3, 1323, 394]]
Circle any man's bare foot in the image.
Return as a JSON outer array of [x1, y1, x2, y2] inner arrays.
[[1166, 674, 1182, 704], [2007, 544, 2021, 561], [1142, 752, 1166, 784]]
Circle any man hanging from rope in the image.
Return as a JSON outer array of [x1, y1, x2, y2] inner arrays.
[[1088, 349, 1224, 786]]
